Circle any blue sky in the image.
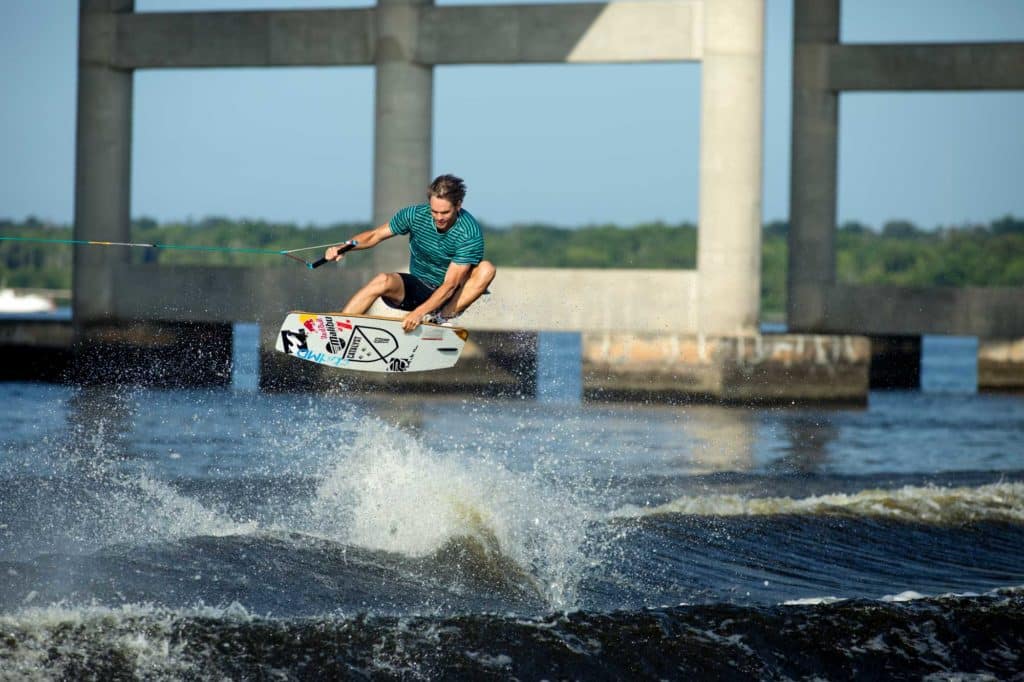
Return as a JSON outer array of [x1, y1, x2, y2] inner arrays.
[[1, 0, 1022, 229]]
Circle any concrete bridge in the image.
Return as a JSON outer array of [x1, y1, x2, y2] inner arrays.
[[5, 0, 1022, 401]]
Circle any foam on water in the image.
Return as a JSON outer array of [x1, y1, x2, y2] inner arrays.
[[2, 588, 1023, 680], [303, 419, 592, 609], [611, 481, 1024, 524], [0, 602, 253, 680]]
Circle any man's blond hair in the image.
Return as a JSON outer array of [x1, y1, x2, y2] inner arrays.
[[428, 174, 466, 205]]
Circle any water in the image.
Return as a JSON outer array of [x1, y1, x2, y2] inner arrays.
[[1, 328, 1023, 679]]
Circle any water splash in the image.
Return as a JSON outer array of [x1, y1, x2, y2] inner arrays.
[[304, 419, 592, 609]]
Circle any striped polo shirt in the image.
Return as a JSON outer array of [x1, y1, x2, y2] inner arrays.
[[389, 204, 485, 287]]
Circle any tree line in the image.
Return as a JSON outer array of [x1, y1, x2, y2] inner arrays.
[[2, 214, 1022, 314]]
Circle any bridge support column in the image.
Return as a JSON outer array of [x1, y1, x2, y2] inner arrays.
[[697, 0, 765, 336], [371, 0, 433, 274], [979, 338, 1024, 393], [73, 0, 135, 323], [787, 0, 840, 331]]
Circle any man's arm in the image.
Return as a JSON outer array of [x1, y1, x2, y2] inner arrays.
[[401, 261, 473, 332], [325, 223, 394, 261]]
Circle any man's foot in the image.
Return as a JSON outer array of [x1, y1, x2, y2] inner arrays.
[[425, 310, 461, 327]]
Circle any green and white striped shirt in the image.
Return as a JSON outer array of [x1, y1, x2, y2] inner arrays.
[[389, 204, 485, 287]]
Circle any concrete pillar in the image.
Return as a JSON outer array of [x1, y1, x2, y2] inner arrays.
[[978, 338, 1024, 393], [697, 0, 765, 336], [582, 332, 869, 406], [73, 0, 134, 323], [787, 0, 840, 331], [371, 0, 433, 273]]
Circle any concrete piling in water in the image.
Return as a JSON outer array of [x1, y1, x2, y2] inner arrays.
[[582, 332, 870, 406], [979, 338, 1024, 393], [0, 320, 233, 387]]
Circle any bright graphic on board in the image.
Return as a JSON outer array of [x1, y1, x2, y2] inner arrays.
[[275, 312, 467, 373]]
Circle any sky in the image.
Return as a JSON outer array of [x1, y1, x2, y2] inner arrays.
[[1, 0, 1022, 230]]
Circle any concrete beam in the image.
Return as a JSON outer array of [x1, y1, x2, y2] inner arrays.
[[115, 9, 375, 68], [816, 285, 1024, 337], [110, 264, 701, 333], [111, 2, 702, 69], [828, 43, 1024, 91], [452, 267, 699, 332], [418, 1, 702, 64], [111, 264, 374, 325]]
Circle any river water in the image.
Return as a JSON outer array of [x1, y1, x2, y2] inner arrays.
[[1, 328, 1022, 679]]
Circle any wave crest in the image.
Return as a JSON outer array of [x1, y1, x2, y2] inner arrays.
[[612, 482, 1024, 524]]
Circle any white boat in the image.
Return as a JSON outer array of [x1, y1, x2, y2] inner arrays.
[[0, 288, 57, 313]]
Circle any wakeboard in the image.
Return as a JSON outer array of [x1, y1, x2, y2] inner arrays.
[[276, 312, 468, 373]]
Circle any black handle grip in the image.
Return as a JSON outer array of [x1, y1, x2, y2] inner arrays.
[[310, 240, 357, 269]]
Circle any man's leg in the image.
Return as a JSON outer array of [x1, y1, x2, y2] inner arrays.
[[438, 261, 496, 316], [340, 272, 405, 314]]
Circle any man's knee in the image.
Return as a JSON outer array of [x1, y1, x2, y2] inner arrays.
[[474, 260, 496, 284], [368, 272, 401, 295]]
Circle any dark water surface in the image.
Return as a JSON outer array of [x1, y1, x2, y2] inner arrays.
[[1, 331, 1022, 679]]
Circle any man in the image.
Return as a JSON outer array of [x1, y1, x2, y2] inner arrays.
[[324, 174, 496, 332]]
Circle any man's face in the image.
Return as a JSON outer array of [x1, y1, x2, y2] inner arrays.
[[429, 196, 460, 231]]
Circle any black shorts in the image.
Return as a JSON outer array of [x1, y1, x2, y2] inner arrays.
[[382, 273, 449, 312]]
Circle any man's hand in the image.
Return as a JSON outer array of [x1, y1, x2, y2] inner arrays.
[[402, 310, 425, 332], [324, 243, 347, 262]]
